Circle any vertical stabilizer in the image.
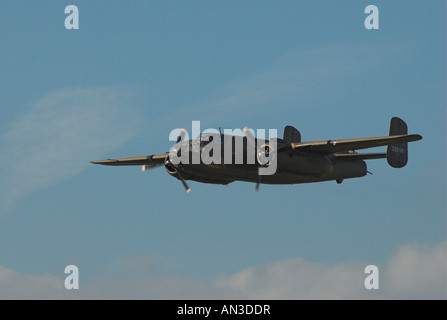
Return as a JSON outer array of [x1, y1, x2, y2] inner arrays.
[[387, 117, 408, 168]]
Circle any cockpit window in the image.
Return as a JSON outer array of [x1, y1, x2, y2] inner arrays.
[[189, 139, 201, 152], [200, 135, 213, 147]]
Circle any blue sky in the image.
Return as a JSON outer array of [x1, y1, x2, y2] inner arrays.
[[0, 1, 445, 299]]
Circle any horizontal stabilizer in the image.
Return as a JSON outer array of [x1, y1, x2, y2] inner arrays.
[[334, 152, 386, 160], [291, 134, 422, 155]]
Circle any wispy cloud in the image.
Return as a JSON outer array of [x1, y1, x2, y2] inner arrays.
[[0, 86, 143, 212], [169, 43, 411, 127], [1, 240, 445, 299], [132, 42, 411, 138]]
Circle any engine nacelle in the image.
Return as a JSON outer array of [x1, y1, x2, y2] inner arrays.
[[281, 153, 334, 176], [257, 143, 275, 167], [165, 159, 178, 176]]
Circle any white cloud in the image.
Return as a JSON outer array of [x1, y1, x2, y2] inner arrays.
[[133, 43, 411, 136], [215, 241, 447, 299], [383, 241, 447, 299], [0, 266, 67, 300], [213, 259, 368, 299], [0, 240, 445, 299], [0, 86, 143, 213]]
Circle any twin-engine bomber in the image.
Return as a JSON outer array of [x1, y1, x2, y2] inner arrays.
[[91, 117, 422, 192]]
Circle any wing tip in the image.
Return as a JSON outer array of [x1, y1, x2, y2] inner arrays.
[[90, 159, 115, 165]]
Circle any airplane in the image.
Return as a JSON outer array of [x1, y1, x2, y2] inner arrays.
[[91, 117, 422, 192]]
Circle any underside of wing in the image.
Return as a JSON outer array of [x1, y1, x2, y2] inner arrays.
[[90, 153, 168, 168], [333, 152, 386, 160], [291, 134, 422, 155]]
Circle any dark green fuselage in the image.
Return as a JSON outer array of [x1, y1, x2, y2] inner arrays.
[[167, 135, 366, 185]]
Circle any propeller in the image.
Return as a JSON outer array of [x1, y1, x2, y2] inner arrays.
[[175, 128, 191, 192], [165, 157, 191, 193], [177, 128, 188, 143], [255, 176, 261, 192], [142, 128, 187, 173], [243, 127, 262, 192], [142, 161, 164, 172], [243, 126, 291, 192], [177, 170, 191, 193], [144, 128, 191, 193], [242, 127, 256, 147], [168, 128, 191, 193]]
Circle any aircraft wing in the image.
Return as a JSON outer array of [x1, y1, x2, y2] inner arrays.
[[290, 134, 422, 155], [90, 153, 168, 169]]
